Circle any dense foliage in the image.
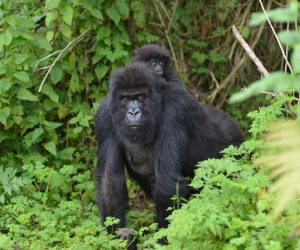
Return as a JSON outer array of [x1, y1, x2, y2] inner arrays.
[[0, 0, 299, 249]]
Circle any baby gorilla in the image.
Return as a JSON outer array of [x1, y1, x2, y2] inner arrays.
[[95, 63, 243, 247], [131, 44, 178, 81]]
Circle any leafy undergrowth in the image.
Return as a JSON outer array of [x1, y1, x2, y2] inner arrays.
[[141, 96, 300, 250], [1, 96, 299, 249]]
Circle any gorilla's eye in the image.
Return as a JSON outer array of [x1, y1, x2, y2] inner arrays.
[[151, 60, 157, 66], [137, 95, 144, 102], [120, 96, 129, 102], [159, 61, 164, 66]]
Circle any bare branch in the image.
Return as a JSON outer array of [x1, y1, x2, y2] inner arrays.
[[38, 28, 91, 92], [258, 0, 293, 73], [232, 25, 270, 77], [153, 0, 179, 72], [39, 50, 62, 63]]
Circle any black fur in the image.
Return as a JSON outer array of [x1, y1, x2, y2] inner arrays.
[[132, 44, 243, 146], [131, 44, 178, 81], [94, 62, 244, 231]]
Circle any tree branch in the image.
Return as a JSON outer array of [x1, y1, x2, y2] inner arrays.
[[38, 28, 91, 92], [232, 25, 270, 77]]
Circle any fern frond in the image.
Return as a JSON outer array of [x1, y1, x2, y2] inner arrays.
[[257, 121, 300, 216]]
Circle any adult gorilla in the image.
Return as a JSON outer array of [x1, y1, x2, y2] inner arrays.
[[94, 62, 242, 232]]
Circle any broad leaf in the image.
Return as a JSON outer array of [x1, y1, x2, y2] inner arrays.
[[229, 72, 300, 103], [60, 24, 72, 38], [14, 71, 30, 83], [0, 107, 10, 126], [44, 141, 57, 156], [106, 6, 120, 26], [0, 79, 12, 94], [115, 0, 129, 19], [291, 44, 300, 74], [250, 7, 298, 26], [62, 6, 73, 26], [95, 64, 109, 81], [24, 128, 44, 147], [45, 0, 61, 11], [90, 9, 103, 20], [41, 84, 59, 103], [278, 31, 300, 46], [50, 66, 63, 85], [17, 88, 38, 102]]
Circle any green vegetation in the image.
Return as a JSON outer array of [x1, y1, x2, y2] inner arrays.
[[0, 1, 299, 249]]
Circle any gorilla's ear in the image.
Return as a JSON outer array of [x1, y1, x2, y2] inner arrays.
[[131, 48, 140, 63]]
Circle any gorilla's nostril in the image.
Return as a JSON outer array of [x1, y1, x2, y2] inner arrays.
[[134, 110, 140, 116]]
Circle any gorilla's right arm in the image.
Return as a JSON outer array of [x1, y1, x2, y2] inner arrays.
[[95, 99, 129, 231]]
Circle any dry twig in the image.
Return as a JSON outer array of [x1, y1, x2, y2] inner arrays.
[[232, 25, 270, 77], [258, 0, 293, 73], [38, 28, 91, 92], [153, 0, 179, 72]]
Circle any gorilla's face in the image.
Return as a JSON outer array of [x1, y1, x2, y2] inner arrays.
[[131, 44, 177, 81], [118, 88, 149, 130], [109, 64, 162, 145], [147, 58, 165, 76]]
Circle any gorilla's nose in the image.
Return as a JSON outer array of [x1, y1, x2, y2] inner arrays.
[[127, 108, 141, 120]]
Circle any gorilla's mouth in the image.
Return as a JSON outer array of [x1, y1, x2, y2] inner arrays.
[[127, 124, 144, 130]]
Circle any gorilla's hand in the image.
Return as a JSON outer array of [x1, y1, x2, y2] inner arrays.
[[117, 227, 137, 250]]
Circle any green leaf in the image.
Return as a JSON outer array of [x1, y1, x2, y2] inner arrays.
[[45, 0, 61, 11], [250, 7, 298, 26], [106, 6, 120, 26], [24, 128, 44, 147], [1, 30, 13, 46], [132, 1, 145, 28], [42, 120, 63, 129], [69, 74, 83, 93], [115, 0, 129, 19], [57, 105, 68, 119], [95, 64, 109, 81], [46, 31, 54, 42], [209, 51, 226, 63], [267, 7, 298, 22], [41, 84, 59, 103], [240, 27, 250, 39], [17, 88, 38, 102], [249, 12, 266, 26], [0, 79, 12, 94], [34, 38, 52, 51], [97, 26, 111, 39], [45, 11, 58, 26], [15, 53, 28, 65], [62, 6, 73, 26], [230, 237, 246, 246], [136, 31, 159, 43], [192, 52, 207, 65], [278, 31, 300, 46], [110, 49, 128, 62], [0, 107, 10, 126], [44, 141, 57, 156], [60, 24, 72, 38], [57, 147, 75, 160], [291, 45, 300, 74], [229, 72, 300, 103], [14, 71, 30, 83], [90, 9, 103, 20], [50, 66, 63, 85]]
